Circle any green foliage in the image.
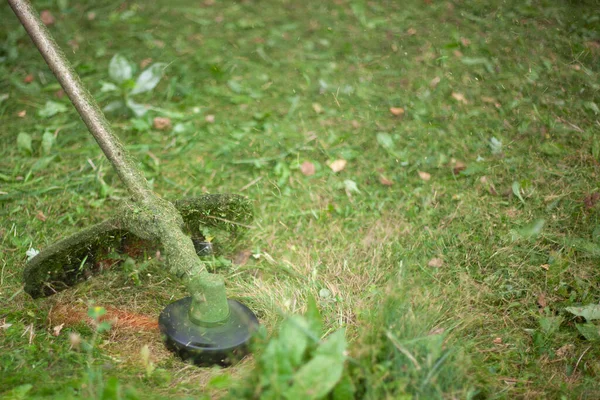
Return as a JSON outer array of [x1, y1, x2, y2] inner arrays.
[[230, 298, 351, 400], [103, 54, 166, 117]]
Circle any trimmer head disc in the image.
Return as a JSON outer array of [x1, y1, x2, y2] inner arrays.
[[159, 297, 259, 366]]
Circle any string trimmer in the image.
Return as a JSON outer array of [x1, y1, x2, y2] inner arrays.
[[8, 0, 259, 366]]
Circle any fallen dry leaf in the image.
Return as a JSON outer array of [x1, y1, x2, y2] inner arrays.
[[351, 120, 360, 129], [35, 210, 47, 222], [428, 327, 445, 335], [17, 110, 26, 118], [418, 171, 431, 181], [452, 160, 467, 175], [329, 159, 347, 173], [140, 58, 153, 69], [540, 264, 549, 271], [300, 161, 316, 176], [40, 10, 55, 26], [453, 49, 463, 58], [54, 89, 65, 98], [428, 257, 443, 268], [584, 192, 600, 209], [430, 76, 441, 88], [52, 323, 64, 337], [23, 74, 34, 84], [69, 332, 81, 350], [379, 175, 393, 186], [556, 344, 574, 358], [389, 107, 405, 116], [0, 320, 12, 330], [537, 293, 547, 308], [407, 28, 417, 36], [460, 37, 471, 47], [153, 117, 171, 131], [451, 92, 468, 104], [233, 249, 252, 266], [493, 337, 503, 344], [87, 11, 96, 21], [312, 103, 324, 114], [205, 114, 215, 123], [481, 96, 496, 103]]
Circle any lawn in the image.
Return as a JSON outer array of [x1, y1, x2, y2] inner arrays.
[[1, 0, 599, 398]]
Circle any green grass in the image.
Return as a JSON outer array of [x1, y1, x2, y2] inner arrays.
[[1, 0, 600, 398]]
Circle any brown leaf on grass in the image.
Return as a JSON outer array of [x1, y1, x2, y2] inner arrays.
[[453, 49, 463, 58], [406, 28, 417, 36], [460, 37, 471, 47], [52, 323, 64, 336], [233, 249, 252, 266], [54, 89, 65, 98], [312, 103, 324, 114], [583, 192, 600, 209], [0, 320, 12, 330], [40, 10, 55, 26], [428, 257, 443, 268], [17, 110, 26, 118], [540, 264, 550, 271], [140, 58, 153, 69], [452, 160, 466, 175], [451, 92, 468, 104], [69, 332, 81, 350], [556, 344, 574, 358], [418, 171, 431, 181], [87, 12, 96, 21], [430, 76, 441, 88], [300, 161, 316, 176], [351, 120, 360, 129], [23, 74, 34, 84], [389, 107, 405, 116], [329, 159, 347, 173], [205, 114, 215, 123], [537, 293, 547, 309], [35, 210, 47, 222], [153, 117, 171, 131], [379, 175, 393, 186], [493, 337, 503, 344]]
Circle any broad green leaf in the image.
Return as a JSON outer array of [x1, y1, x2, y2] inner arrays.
[[100, 81, 119, 93], [575, 323, 600, 341], [305, 295, 322, 338], [17, 132, 33, 155], [31, 155, 57, 172], [103, 100, 125, 113], [343, 180, 360, 194], [566, 304, 600, 321], [109, 54, 133, 83], [584, 101, 599, 115], [332, 373, 355, 400], [489, 137, 502, 154], [284, 331, 347, 400], [41, 131, 54, 155], [512, 181, 525, 204], [101, 376, 120, 400], [315, 329, 346, 359], [126, 98, 148, 117], [514, 219, 545, 239], [38, 100, 67, 118], [259, 339, 294, 393], [279, 316, 309, 367], [376, 132, 394, 150], [538, 315, 563, 335], [2, 384, 33, 400], [130, 63, 166, 95]]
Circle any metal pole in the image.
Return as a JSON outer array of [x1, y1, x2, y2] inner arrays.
[[7, 0, 152, 204]]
